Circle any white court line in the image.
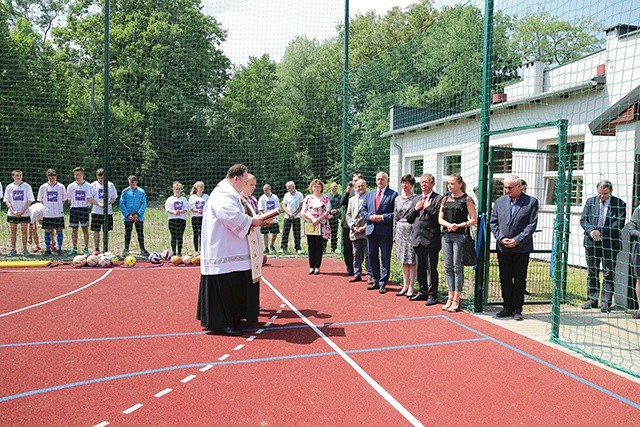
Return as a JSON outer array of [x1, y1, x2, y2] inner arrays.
[[199, 364, 214, 372], [264, 322, 272, 327], [270, 315, 278, 320], [123, 403, 143, 414], [276, 309, 282, 314], [154, 388, 172, 398], [0, 269, 113, 318], [218, 354, 230, 361], [246, 335, 256, 341], [262, 276, 423, 427], [255, 329, 264, 335], [93, 422, 109, 427], [180, 375, 196, 383], [233, 344, 245, 351]]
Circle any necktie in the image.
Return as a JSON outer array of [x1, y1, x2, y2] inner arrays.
[[375, 189, 382, 211], [598, 201, 606, 228]]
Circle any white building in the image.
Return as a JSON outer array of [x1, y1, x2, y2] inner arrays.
[[382, 24, 640, 269]]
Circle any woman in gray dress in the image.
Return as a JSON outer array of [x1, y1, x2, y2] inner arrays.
[[394, 174, 421, 296]]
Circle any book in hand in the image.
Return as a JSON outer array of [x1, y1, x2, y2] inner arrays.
[[259, 209, 280, 221]]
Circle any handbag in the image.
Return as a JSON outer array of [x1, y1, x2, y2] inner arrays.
[[461, 228, 478, 266], [304, 221, 321, 236]]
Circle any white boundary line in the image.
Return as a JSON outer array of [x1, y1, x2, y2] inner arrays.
[[262, 276, 423, 427], [0, 269, 113, 318]]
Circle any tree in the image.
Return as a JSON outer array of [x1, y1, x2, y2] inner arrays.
[[511, 10, 604, 67]]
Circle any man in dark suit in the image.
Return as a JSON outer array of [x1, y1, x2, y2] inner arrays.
[[490, 174, 539, 321], [361, 172, 398, 294], [579, 180, 626, 312], [406, 173, 443, 305]]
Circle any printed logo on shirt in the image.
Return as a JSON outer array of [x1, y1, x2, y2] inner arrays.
[[47, 191, 58, 202], [13, 190, 24, 201], [266, 200, 276, 210], [98, 188, 104, 199], [195, 200, 205, 209], [75, 190, 86, 201], [174, 201, 183, 211]]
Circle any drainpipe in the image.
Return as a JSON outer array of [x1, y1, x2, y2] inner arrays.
[[392, 136, 403, 192]]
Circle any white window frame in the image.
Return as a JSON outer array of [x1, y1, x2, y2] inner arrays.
[[542, 138, 584, 207], [440, 152, 462, 193]]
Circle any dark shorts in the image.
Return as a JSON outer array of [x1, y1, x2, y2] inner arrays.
[[69, 207, 90, 228], [90, 213, 114, 231], [7, 216, 30, 224], [42, 217, 65, 230], [260, 223, 280, 234]]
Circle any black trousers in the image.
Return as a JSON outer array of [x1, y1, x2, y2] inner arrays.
[[192, 216, 203, 252], [497, 252, 530, 314], [281, 218, 301, 251], [585, 244, 617, 305], [415, 245, 440, 297], [124, 221, 145, 251], [169, 218, 186, 255], [342, 225, 354, 274], [307, 235, 325, 269]]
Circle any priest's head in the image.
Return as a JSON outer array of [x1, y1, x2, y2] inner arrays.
[[227, 164, 249, 193]]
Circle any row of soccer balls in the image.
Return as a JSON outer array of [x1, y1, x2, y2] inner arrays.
[[72, 251, 201, 268]]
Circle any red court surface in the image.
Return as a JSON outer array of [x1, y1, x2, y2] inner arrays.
[[1, 258, 640, 426]]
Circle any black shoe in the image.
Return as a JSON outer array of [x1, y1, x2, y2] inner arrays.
[[426, 296, 438, 306], [600, 304, 611, 313], [212, 326, 243, 336], [514, 312, 524, 321], [524, 290, 532, 296], [346, 270, 354, 276], [409, 294, 428, 301], [379, 286, 388, 294], [496, 309, 514, 318], [140, 249, 150, 256], [581, 301, 597, 309], [367, 283, 380, 290]]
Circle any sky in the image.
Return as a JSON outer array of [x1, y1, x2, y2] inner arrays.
[[205, 0, 640, 66]]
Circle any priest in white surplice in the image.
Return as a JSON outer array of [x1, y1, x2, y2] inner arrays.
[[197, 164, 269, 336]]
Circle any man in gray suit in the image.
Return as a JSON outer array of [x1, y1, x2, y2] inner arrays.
[[490, 174, 539, 321], [345, 179, 369, 282]]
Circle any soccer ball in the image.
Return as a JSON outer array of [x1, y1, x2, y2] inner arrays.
[[73, 255, 86, 267], [110, 256, 120, 266], [124, 255, 137, 267], [103, 252, 113, 258], [182, 255, 192, 265], [191, 255, 200, 265], [171, 255, 183, 265], [98, 255, 110, 267], [86, 254, 99, 267], [148, 252, 162, 264], [161, 249, 173, 260]]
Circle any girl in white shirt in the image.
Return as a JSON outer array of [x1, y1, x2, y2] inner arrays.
[[165, 181, 191, 256], [189, 181, 208, 253]]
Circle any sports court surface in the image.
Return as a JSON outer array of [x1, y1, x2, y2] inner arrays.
[[1, 257, 639, 426]]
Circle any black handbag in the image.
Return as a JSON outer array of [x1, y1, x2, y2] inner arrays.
[[461, 228, 478, 266]]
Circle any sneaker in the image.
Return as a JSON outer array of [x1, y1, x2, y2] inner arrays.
[[45, 250, 52, 256], [22, 249, 30, 256], [296, 249, 303, 254], [581, 301, 597, 309], [121, 250, 130, 258], [68, 248, 78, 256], [264, 248, 270, 254], [270, 245, 276, 253], [633, 311, 640, 319], [50, 243, 57, 251], [8, 249, 17, 256], [92, 250, 101, 256], [140, 249, 150, 256], [57, 250, 63, 256], [83, 248, 90, 256], [33, 245, 41, 253]]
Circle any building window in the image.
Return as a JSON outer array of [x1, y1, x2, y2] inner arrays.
[[441, 153, 461, 193], [410, 158, 423, 194], [491, 146, 512, 201], [544, 141, 584, 206]]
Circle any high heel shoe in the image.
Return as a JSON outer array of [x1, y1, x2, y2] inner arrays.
[[405, 293, 414, 298], [313, 268, 320, 275], [442, 298, 453, 311], [447, 299, 461, 312], [308, 268, 314, 274], [396, 289, 407, 296]]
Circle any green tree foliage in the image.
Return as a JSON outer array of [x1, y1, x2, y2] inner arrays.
[[54, 0, 230, 195], [511, 10, 604, 67]]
